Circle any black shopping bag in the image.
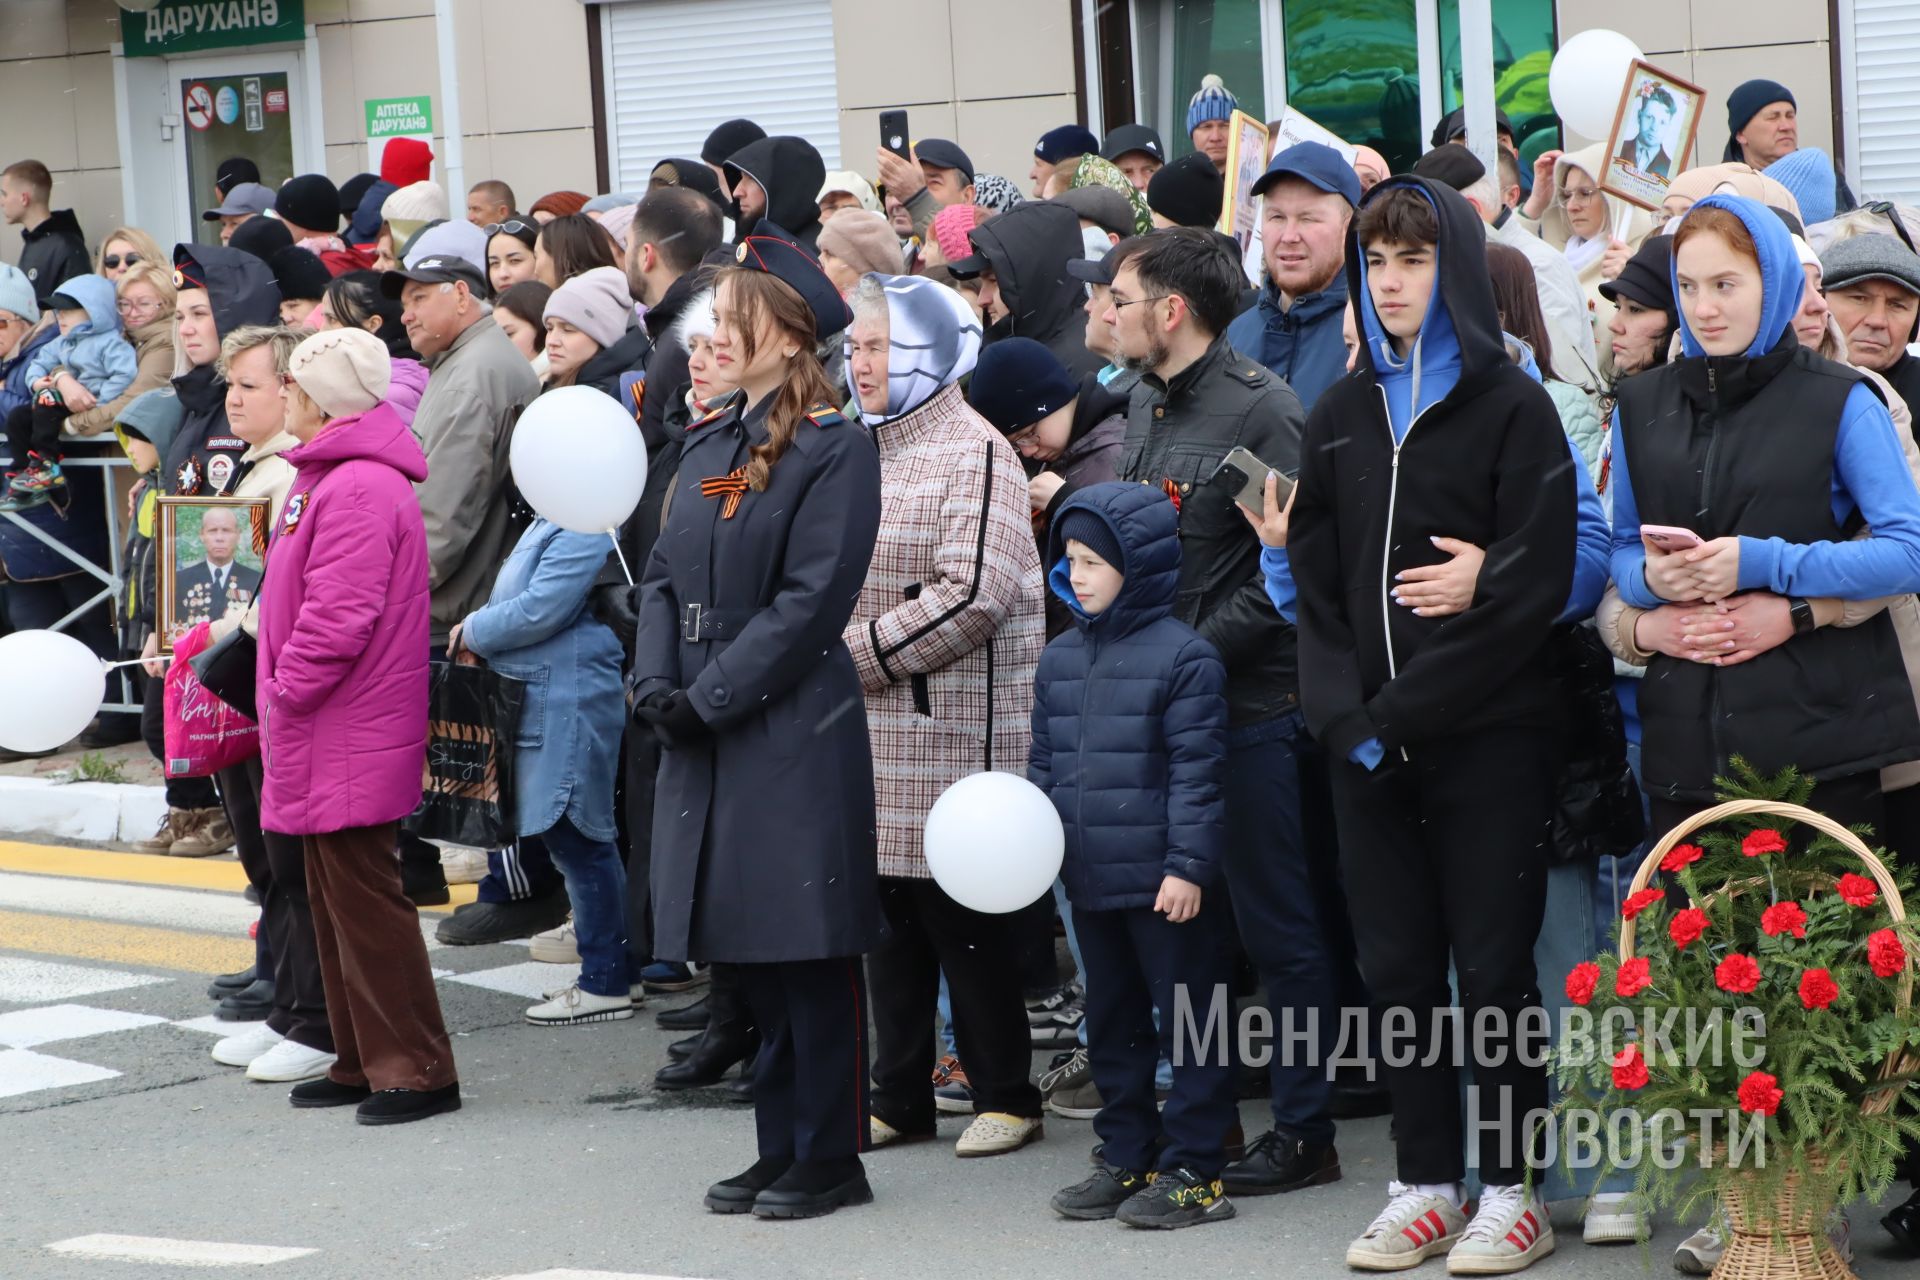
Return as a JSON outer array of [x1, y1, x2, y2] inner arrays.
[[404, 662, 527, 848]]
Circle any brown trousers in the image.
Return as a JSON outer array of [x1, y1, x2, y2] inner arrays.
[[303, 821, 457, 1092]]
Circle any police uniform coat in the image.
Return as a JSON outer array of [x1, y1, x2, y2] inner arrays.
[[631, 390, 885, 964]]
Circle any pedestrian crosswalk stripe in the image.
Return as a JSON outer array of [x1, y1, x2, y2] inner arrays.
[[0, 1049, 120, 1098], [0, 1002, 168, 1048], [0, 870, 259, 934], [45, 1234, 317, 1265], [0, 907, 251, 975], [0, 956, 167, 1002], [445, 960, 574, 1000], [488, 1272, 722, 1280]]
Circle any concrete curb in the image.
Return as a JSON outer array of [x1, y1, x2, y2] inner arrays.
[[0, 775, 169, 845]]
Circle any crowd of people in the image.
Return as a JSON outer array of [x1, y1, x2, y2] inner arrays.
[[3, 65, 1920, 1271]]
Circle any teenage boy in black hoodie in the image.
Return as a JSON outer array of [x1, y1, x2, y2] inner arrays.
[[1287, 177, 1576, 1275], [721, 136, 827, 252]]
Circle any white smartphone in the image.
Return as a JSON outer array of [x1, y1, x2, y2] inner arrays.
[[1214, 447, 1294, 515]]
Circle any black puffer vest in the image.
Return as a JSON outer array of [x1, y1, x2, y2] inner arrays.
[[1617, 343, 1920, 801]]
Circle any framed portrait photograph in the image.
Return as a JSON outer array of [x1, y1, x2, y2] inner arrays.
[[1601, 61, 1707, 211], [156, 495, 270, 654], [1217, 110, 1273, 257]]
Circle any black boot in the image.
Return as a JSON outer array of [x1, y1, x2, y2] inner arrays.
[[727, 1050, 757, 1102], [655, 965, 755, 1089], [207, 965, 256, 999], [656, 994, 711, 1030], [1220, 1130, 1342, 1196], [751, 1156, 872, 1219], [434, 887, 568, 944], [217, 978, 274, 1021], [1885, 1188, 1920, 1255], [668, 1033, 701, 1061], [705, 1155, 792, 1214]]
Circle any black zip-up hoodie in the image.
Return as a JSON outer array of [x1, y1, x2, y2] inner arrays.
[[1289, 175, 1577, 760], [966, 202, 1102, 379], [164, 244, 281, 497], [18, 209, 90, 305], [723, 137, 826, 252]]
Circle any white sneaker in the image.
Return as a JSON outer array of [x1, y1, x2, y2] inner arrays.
[[524, 983, 633, 1026], [210, 1022, 282, 1067], [439, 846, 488, 885], [528, 918, 579, 964], [1347, 1182, 1468, 1271], [1447, 1184, 1555, 1274], [1583, 1191, 1647, 1244], [244, 1037, 337, 1082], [1671, 1217, 1723, 1274], [954, 1111, 1043, 1157]]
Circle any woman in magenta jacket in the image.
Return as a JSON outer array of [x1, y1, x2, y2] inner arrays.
[[256, 326, 458, 1126]]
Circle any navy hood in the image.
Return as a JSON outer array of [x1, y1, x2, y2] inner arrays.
[[1046, 481, 1181, 638], [173, 242, 280, 339], [1672, 194, 1803, 359]]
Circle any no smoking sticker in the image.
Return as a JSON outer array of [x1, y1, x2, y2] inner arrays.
[[183, 82, 213, 131]]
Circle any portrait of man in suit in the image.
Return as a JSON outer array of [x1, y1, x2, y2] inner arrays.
[[172, 505, 261, 628], [1618, 85, 1677, 180]]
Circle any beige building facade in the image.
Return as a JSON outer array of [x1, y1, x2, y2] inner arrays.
[[0, 0, 1881, 263]]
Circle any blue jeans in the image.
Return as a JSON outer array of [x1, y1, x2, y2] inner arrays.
[[1223, 711, 1336, 1144], [541, 816, 630, 997]]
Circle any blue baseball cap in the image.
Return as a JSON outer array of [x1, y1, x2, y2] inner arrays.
[[1035, 125, 1100, 165], [1251, 142, 1363, 207]]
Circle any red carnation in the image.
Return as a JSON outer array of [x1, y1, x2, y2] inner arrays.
[[1616, 956, 1653, 997], [1622, 888, 1665, 921], [1715, 952, 1762, 994], [1737, 1070, 1783, 1116], [1869, 929, 1908, 979], [1661, 843, 1704, 873], [1669, 907, 1709, 950], [1799, 968, 1840, 1011], [1761, 901, 1808, 939], [1565, 961, 1600, 1006], [1611, 1043, 1650, 1090], [1838, 873, 1880, 908], [1742, 829, 1788, 857]]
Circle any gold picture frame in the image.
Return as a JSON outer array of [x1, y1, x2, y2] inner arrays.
[[155, 495, 269, 655], [1217, 110, 1273, 258], [1600, 60, 1707, 212]]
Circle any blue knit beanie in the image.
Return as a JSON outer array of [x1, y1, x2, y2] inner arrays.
[[1764, 147, 1836, 227], [1055, 507, 1125, 573], [1186, 74, 1238, 135]]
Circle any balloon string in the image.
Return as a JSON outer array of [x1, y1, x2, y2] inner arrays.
[[608, 530, 634, 586], [101, 657, 154, 671]]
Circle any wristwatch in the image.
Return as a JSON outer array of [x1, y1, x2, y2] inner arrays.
[[1789, 597, 1816, 635]]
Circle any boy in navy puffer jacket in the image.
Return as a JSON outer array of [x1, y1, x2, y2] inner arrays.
[[1030, 481, 1237, 1230]]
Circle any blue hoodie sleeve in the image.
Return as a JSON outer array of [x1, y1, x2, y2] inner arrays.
[[1607, 407, 1665, 608], [1561, 441, 1609, 622], [1733, 382, 1920, 599], [22, 335, 62, 389], [1259, 544, 1297, 625]]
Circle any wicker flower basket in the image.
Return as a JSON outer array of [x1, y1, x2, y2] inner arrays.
[[1617, 799, 1917, 1280]]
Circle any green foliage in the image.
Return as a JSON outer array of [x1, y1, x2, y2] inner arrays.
[[1551, 760, 1920, 1223], [73, 752, 129, 785]]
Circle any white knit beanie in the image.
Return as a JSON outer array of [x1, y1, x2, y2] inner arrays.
[[544, 266, 634, 351], [382, 180, 451, 244], [289, 327, 392, 418]]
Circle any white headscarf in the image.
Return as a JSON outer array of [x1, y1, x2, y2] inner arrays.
[[852, 273, 983, 424]]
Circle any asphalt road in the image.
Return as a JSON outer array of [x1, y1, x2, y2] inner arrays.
[[4, 841, 1915, 1279]]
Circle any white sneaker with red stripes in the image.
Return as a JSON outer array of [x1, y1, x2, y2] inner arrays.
[[1447, 1183, 1556, 1274], [1345, 1181, 1468, 1271]]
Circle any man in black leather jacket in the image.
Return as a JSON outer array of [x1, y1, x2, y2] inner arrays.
[[1107, 228, 1341, 1193]]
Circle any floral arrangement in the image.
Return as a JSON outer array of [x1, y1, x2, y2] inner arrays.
[[1554, 763, 1920, 1225]]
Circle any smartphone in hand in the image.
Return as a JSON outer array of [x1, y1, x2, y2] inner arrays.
[[1641, 524, 1704, 553], [879, 110, 911, 160], [1214, 446, 1294, 515]]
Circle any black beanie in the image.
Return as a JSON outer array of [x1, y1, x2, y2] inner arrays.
[[1147, 154, 1225, 229], [702, 118, 767, 166], [227, 214, 293, 263], [269, 246, 331, 304], [1054, 508, 1125, 573], [216, 156, 260, 193], [1411, 145, 1486, 193], [337, 172, 379, 216], [275, 173, 341, 234], [968, 337, 1078, 434], [1723, 79, 1795, 162]]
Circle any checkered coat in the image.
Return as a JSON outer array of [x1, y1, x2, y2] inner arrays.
[[844, 383, 1046, 879]]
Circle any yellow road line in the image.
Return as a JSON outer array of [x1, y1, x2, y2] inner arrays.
[[0, 841, 476, 912], [0, 909, 252, 974]]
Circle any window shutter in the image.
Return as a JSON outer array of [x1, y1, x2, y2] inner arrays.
[[601, 0, 842, 193], [1846, 0, 1920, 202]]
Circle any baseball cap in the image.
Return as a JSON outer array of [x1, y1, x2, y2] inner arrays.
[[1251, 142, 1363, 205], [1053, 186, 1136, 239], [202, 181, 275, 221], [914, 139, 975, 184], [1064, 236, 1147, 287], [381, 252, 488, 298], [1100, 124, 1166, 164]]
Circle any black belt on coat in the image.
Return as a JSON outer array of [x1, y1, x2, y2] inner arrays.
[[682, 603, 758, 642]]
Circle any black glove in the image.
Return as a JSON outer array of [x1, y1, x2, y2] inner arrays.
[[635, 688, 711, 750], [592, 583, 641, 650]]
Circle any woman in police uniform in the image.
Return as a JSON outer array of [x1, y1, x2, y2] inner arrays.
[[630, 220, 883, 1219]]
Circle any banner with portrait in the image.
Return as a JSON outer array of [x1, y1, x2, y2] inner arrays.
[[156, 495, 269, 655], [1600, 60, 1706, 211]]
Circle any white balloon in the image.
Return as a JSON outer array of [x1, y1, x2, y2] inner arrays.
[[0, 630, 106, 752], [1549, 28, 1645, 142], [508, 384, 648, 535], [924, 772, 1064, 914]]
